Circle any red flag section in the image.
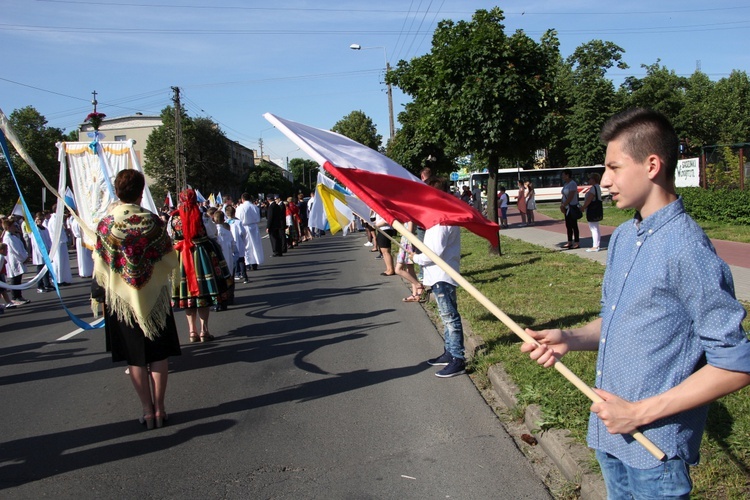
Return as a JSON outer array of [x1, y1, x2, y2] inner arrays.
[[325, 162, 499, 246], [263, 112, 499, 246]]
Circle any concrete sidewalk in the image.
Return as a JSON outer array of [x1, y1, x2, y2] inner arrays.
[[500, 212, 750, 302]]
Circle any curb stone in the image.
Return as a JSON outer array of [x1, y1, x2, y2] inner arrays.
[[487, 364, 607, 500]]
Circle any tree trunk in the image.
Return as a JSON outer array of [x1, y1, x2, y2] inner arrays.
[[487, 154, 499, 225], [486, 154, 501, 255]]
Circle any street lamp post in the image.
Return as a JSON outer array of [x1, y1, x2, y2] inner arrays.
[[350, 43, 395, 141]]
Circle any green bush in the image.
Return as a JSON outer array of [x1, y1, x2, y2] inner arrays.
[[678, 187, 750, 225]]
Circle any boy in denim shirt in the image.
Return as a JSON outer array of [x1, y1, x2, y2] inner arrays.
[[521, 108, 750, 498]]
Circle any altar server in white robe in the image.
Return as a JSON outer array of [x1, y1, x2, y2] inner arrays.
[[68, 215, 93, 278], [235, 193, 264, 270], [48, 204, 73, 285]]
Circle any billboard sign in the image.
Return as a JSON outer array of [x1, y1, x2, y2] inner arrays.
[[676, 158, 700, 188]]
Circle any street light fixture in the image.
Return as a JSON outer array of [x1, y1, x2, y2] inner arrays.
[[350, 43, 395, 141], [286, 147, 302, 185]]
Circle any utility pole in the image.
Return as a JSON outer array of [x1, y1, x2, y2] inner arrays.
[[385, 61, 395, 140], [172, 86, 186, 194]]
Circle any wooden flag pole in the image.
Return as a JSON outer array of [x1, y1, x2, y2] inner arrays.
[[387, 219, 665, 461]]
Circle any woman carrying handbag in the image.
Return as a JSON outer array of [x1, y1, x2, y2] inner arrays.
[[582, 172, 604, 252]]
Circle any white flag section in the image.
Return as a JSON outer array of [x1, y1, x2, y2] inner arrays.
[[59, 141, 157, 248], [307, 174, 328, 232], [263, 113, 420, 182]]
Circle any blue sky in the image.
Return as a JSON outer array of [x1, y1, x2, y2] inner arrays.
[[2, 1, 749, 166]]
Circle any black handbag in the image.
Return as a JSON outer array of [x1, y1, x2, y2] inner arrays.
[[586, 186, 603, 222], [569, 204, 583, 220]]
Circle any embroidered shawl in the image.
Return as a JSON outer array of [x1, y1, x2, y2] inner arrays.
[[93, 203, 178, 339]]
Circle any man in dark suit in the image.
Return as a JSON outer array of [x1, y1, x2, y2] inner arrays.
[[266, 195, 286, 256]]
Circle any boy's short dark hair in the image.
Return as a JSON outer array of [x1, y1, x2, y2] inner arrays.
[[600, 108, 679, 181]]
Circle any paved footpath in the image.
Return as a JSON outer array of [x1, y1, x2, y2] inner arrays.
[[501, 211, 750, 302]]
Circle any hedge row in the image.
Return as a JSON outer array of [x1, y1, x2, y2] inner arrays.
[[678, 187, 750, 225]]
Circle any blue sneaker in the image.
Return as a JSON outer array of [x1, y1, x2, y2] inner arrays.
[[435, 357, 466, 378], [427, 351, 452, 366]]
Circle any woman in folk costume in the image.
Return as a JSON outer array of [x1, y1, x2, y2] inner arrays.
[[170, 188, 232, 343], [91, 170, 181, 430], [285, 196, 300, 248]]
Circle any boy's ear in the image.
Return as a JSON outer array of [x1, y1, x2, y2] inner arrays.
[[645, 154, 664, 181]]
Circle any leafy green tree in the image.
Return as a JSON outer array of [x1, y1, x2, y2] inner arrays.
[[618, 61, 686, 120], [331, 110, 383, 150], [0, 106, 64, 214], [144, 107, 183, 194], [288, 157, 318, 192], [389, 7, 560, 230], [183, 116, 231, 194], [543, 55, 574, 168], [678, 71, 717, 156], [386, 102, 452, 176], [705, 146, 742, 189], [145, 108, 234, 197], [565, 40, 627, 166], [245, 160, 293, 201], [711, 70, 750, 144], [62, 129, 79, 142]]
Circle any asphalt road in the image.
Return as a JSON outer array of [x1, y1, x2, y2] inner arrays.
[[0, 232, 551, 499]]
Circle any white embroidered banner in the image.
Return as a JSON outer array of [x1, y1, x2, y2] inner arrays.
[[59, 141, 157, 248]]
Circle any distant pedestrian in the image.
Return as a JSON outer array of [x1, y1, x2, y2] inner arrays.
[[68, 214, 93, 277], [525, 181, 536, 226], [236, 193, 264, 270], [560, 169, 580, 249], [497, 187, 509, 229], [516, 180, 527, 226], [32, 213, 54, 292], [582, 173, 603, 252], [2, 217, 30, 305], [0, 242, 14, 309], [471, 184, 483, 213], [266, 195, 286, 256]]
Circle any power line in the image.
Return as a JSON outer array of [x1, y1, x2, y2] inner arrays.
[[34, 1, 750, 16]]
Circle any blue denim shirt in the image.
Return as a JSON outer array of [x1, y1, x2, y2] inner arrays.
[[588, 197, 750, 469]]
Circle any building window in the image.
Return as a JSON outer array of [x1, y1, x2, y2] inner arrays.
[[114, 135, 127, 141]]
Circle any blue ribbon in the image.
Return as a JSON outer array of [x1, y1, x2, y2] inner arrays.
[[0, 129, 103, 330], [86, 130, 115, 199]]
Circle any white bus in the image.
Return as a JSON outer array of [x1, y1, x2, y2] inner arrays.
[[469, 166, 609, 204]]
